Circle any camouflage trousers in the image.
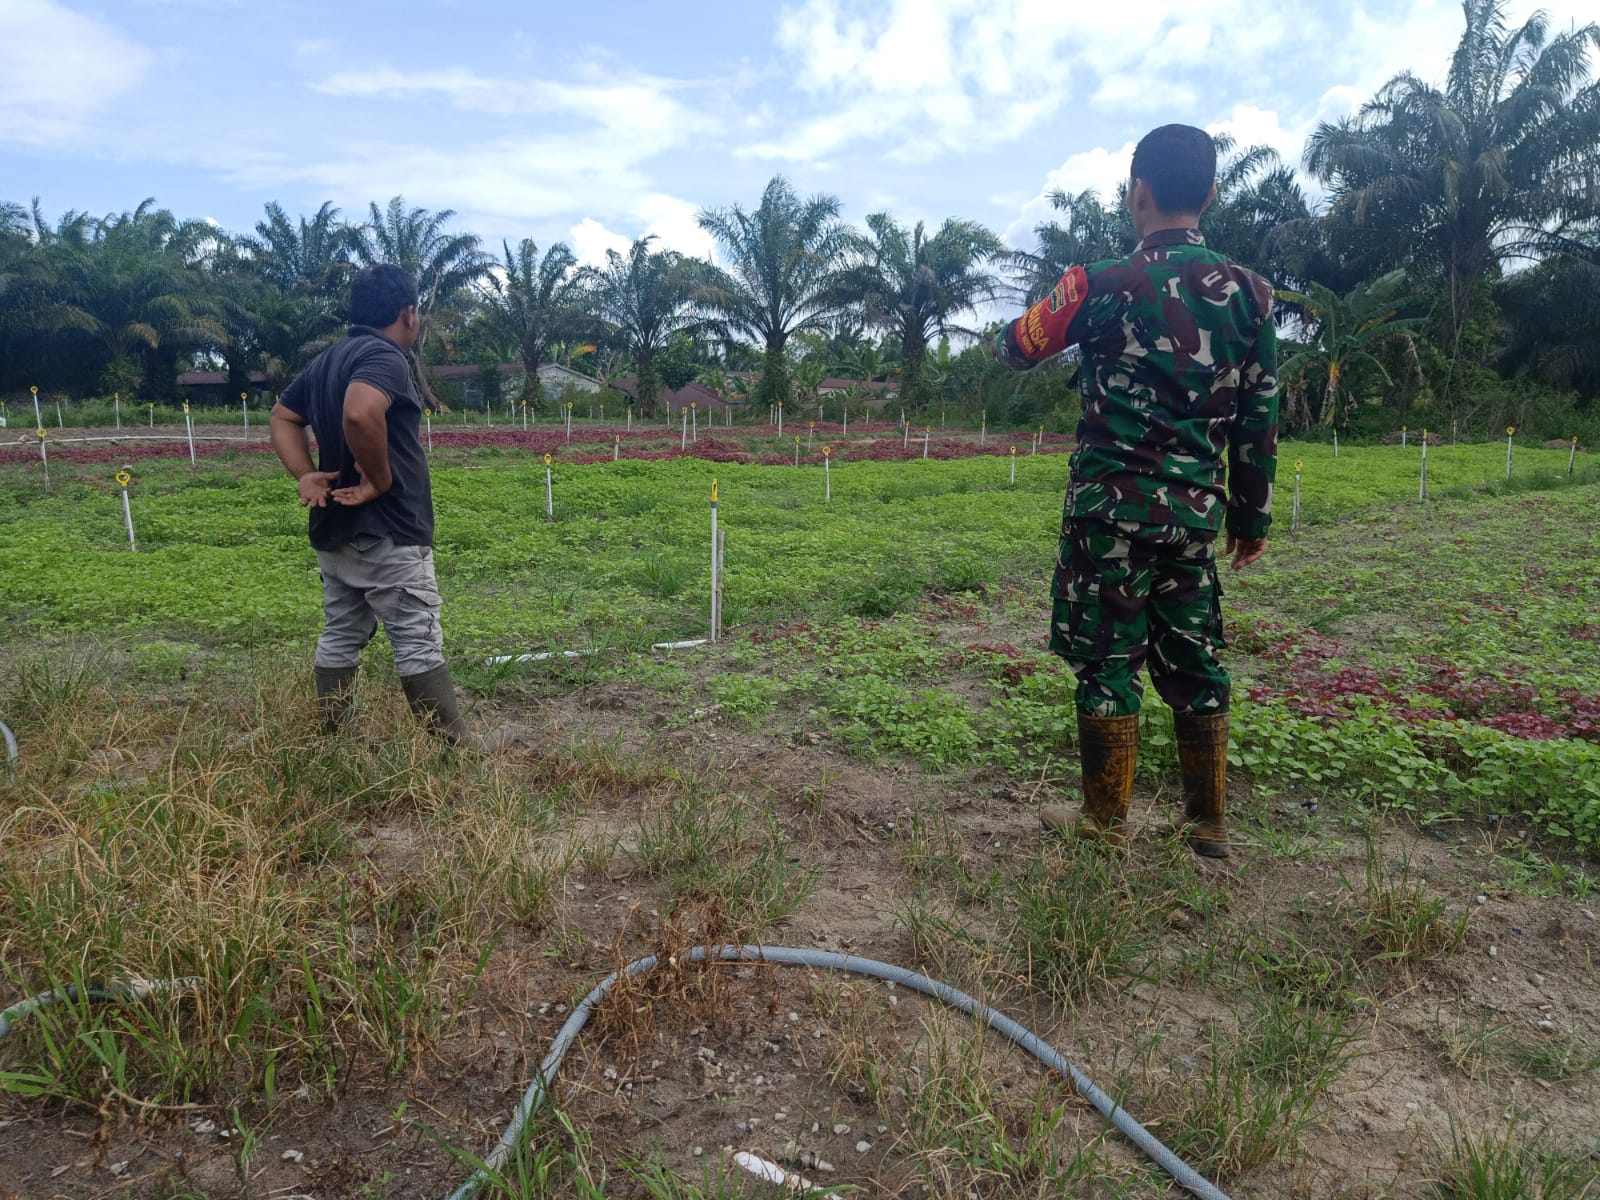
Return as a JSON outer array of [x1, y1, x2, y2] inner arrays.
[[1050, 518, 1230, 718]]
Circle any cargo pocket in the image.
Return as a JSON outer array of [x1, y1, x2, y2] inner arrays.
[[1050, 578, 1115, 667], [1206, 565, 1229, 650]]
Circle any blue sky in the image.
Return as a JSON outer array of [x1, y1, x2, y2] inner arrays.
[[3, 0, 1592, 266]]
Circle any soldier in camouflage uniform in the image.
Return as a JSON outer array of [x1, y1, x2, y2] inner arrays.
[[994, 124, 1278, 858]]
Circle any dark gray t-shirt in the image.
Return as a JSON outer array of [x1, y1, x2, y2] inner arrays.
[[281, 326, 434, 550]]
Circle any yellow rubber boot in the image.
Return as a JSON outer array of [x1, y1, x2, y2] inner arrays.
[[1041, 713, 1139, 847]]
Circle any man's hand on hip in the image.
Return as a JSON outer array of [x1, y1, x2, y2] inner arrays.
[[332, 466, 389, 507], [298, 471, 340, 507], [1226, 535, 1268, 571]]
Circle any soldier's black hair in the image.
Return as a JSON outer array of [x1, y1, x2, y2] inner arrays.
[[1130, 125, 1217, 214], [349, 264, 419, 328]]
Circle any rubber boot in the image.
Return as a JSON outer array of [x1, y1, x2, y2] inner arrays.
[[314, 665, 359, 734], [1175, 711, 1231, 858], [400, 664, 516, 753], [1041, 713, 1139, 847], [400, 663, 473, 744]]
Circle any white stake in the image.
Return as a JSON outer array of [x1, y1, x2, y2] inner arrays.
[[1506, 426, 1515, 477], [55, 398, 63, 427], [823, 446, 831, 502], [980, 410, 987, 446], [426, 411, 433, 453], [1419, 430, 1428, 500], [183, 402, 196, 464], [681, 409, 688, 450], [776, 402, 782, 436], [544, 453, 554, 520], [614, 434, 620, 462], [114, 392, 121, 430], [710, 479, 720, 643], [716, 527, 725, 640], [149, 403, 154, 428], [1009, 445, 1016, 485], [923, 428, 930, 459], [565, 403, 573, 442], [1401, 425, 1407, 450], [242, 392, 249, 434], [627, 406, 633, 431], [903, 422, 909, 450], [692, 403, 698, 442], [1333, 429, 1339, 458], [116, 469, 136, 550], [37, 428, 48, 493], [794, 436, 801, 467], [1570, 436, 1579, 476], [1292, 459, 1302, 533], [842, 409, 848, 435], [30, 385, 40, 427], [1451, 420, 1457, 446]]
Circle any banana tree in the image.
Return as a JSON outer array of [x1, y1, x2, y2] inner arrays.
[[1277, 269, 1424, 426]]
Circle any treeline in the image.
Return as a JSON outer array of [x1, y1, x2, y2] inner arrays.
[[1, 1, 1596, 436]]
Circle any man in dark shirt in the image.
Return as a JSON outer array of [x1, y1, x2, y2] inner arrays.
[[993, 125, 1280, 857], [270, 264, 479, 744]]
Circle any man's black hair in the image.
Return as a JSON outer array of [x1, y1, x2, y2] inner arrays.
[[1130, 125, 1217, 214], [349, 264, 419, 328]]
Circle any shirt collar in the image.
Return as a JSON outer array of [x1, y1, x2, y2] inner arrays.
[[347, 324, 405, 349], [1136, 227, 1206, 251]]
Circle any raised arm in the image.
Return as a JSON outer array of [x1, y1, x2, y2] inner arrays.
[[992, 265, 1090, 370], [1225, 315, 1279, 568]]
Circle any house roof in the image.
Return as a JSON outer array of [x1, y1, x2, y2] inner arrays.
[[611, 377, 729, 409], [730, 370, 896, 394], [177, 370, 267, 386]]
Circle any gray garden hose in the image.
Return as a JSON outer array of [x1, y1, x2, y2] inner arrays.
[[0, 718, 17, 783], [445, 945, 1233, 1200], [0, 949, 1232, 1200], [0, 977, 199, 1040]]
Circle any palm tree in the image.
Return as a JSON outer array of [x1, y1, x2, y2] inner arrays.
[[241, 202, 353, 296], [1276, 270, 1426, 427], [590, 237, 715, 415], [1203, 136, 1312, 275], [1006, 189, 1131, 305], [36, 201, 225, 399], [350, 196, 490, 407], [479, 239, 589, 408], [1305, 0, 1600, 383], [841, 214, 1002, 411], [697, 176, 851, 409], [1498, 235, 1600, 398]]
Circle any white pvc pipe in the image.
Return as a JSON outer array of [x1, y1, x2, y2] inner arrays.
[[484, 649, 599, 666]]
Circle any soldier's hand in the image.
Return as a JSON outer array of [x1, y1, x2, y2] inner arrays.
[[1226, 535, 1268, 571]]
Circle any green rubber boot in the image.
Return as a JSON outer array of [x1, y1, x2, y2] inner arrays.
[[314, 665, 359, 734]]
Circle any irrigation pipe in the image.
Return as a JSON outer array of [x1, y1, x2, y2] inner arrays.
[[0, 949, 1230, 1200], [0, 717, 16, 783], [0, 978, 199, 1041], [3, 434, 257, 448], [446, 944, 1233, 1200], [484, 639, 708, 667]]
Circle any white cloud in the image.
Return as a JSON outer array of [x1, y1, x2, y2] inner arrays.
[[569, 217, 631, 267], [567, 193, 719, 267], [1002, 141, 1134, 249], [0, 0, 151, 145], [753, 0, 1300, 162]]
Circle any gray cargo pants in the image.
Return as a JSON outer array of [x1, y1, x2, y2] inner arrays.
[[313, 536, 446, 677]]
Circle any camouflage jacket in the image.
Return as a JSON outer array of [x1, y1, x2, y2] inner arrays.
[[994, 227, 1279, 540]]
